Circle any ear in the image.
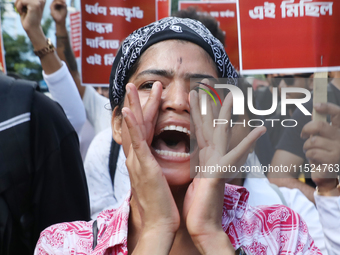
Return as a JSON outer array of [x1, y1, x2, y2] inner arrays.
[[111, 106, 123, 145]]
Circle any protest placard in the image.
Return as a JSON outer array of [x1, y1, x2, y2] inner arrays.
[[81, 0, 161, 85], [238, 0, 340, 74], [70, 11, 81, 58], [158, 0, 171, 20]]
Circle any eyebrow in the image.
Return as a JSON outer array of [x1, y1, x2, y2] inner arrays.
[[136, 69, 173, 79], [135, 69, 218, 83]]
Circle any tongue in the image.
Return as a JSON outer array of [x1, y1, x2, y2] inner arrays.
[[154, 139, 187, 153]]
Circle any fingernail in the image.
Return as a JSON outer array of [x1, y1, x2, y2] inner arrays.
[[301, 133, 307, 139], [311, 136, 316, 143], [126, 87, 130, 94], [314, 103, 321, 108]]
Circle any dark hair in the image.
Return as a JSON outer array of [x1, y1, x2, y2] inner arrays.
[[114, 56, 142, 116], [174, 7, 226, 46]]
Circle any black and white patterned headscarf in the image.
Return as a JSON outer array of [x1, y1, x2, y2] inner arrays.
[[109, 17, 239, 109]]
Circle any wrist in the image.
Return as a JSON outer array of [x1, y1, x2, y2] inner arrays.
[[55, 24, 68, 36], [316, 178, 340, 196], [193, 230, 235, 255], [33, 38, 55, 59], [26, 27, 47, 51], [134, 229, 175, 255]]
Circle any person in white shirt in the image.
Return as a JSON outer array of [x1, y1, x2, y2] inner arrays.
[[300, 101, 340, 255], [49, 0, 111, 160]]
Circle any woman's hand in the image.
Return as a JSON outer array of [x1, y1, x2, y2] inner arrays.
[[184, 87, 266, 255], [122, 82, 180, 254]]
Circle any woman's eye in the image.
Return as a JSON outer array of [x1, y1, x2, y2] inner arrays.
[[139, 82, 154, 90]]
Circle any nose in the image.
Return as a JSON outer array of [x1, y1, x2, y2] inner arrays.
[[161, 81, 190, 114]]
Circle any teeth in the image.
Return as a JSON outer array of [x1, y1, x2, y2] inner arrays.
[[183, 127, 190, 135], [155, 149, 190, 158], [176, 126, 183, 132], [159, 125, 190, 135]]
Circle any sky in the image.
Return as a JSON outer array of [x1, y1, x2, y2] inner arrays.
[[2, 0, 80, 39]]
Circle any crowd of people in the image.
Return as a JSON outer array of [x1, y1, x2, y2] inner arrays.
[[1, 0, 339, 254]]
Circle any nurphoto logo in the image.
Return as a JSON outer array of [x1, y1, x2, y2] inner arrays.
[[196, 79, 312, 128]]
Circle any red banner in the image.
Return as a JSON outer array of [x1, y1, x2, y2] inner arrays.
[[81, 0, 159, 85], [0, 17, 6, 74], [179, 1, 239, 71], [157, 0, 171, 20], [238, 0, 340, 74], [70, 11, 81, 58]]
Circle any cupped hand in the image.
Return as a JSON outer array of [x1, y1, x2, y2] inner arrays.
[[122, 82, 180, 250], [184, 86, 266, 254]]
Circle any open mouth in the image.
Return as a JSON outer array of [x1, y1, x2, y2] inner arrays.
[[152, 125, 193, 158]]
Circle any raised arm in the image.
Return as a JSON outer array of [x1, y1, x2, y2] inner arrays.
[[50, 0, 85, 98], [16, 0, 62, 74], [15, 0, 86, 134]]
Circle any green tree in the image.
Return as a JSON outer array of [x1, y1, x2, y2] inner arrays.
[[2, 17, 53, 81], [3, 31, 43, 81]]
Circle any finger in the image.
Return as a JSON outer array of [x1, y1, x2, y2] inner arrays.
[[15, 0, 26, 15], [305, 148, 340, 165], [214, 93, 233, 155], [221, 126, 266, 170], [314, 102, 340, 127], [55, 0, 66, 9], [312, 175, 339, 186], [303, 135, 334, 153], [126, 83, 144, 126], [122, 107, 158, 171], [199, 80, 215, 145], [198, 79, 215, 121], [301, 120, 339, 140], [55, 0, 66, 4], [190, 90, 207, 148], [125, 145, 141, 182], [142, 81, 162, 143], [20, 0, 44, 14]]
